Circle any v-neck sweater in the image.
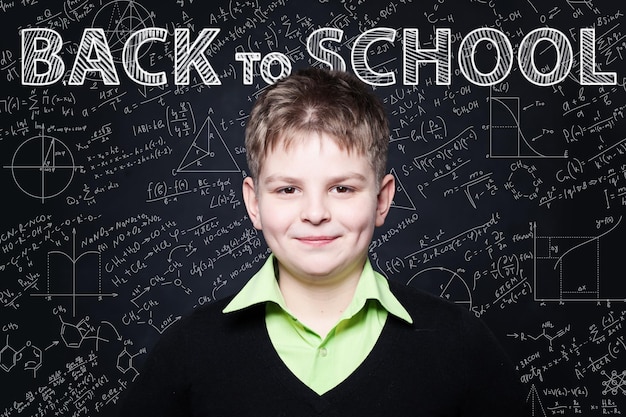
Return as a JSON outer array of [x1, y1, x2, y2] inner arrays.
[[119, 280, 528, 416], [222, 255, 413, 395]]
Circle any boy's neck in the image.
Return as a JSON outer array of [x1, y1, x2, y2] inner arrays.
[[277, 265, 363, 339]]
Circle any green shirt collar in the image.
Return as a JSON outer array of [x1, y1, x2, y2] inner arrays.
[[223, 254, 413, 324]]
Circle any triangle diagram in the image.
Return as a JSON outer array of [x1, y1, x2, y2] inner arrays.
[[176, 116, 241, 173]]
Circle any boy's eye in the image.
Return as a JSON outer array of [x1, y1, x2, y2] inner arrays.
[[279, 187, 297, 194], [332, 186, 352, 193]]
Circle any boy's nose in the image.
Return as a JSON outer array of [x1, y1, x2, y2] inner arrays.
[[300, 194, 331, 224]]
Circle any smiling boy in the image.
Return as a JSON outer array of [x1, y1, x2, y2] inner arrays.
[[119, 68, 527, 416], [241, 131, 395, 338]]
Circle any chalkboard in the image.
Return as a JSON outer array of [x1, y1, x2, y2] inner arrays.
[[1, 0, 625, 415]]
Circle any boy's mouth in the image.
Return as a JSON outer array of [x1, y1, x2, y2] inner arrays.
[[296, 236, 337, 246]]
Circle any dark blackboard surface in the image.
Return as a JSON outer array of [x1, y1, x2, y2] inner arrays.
[[1, 0, 625, 415]]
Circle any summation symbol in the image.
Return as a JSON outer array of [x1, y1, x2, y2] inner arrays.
[[4, 126, 82, 203], [31, 229, 117, 316]]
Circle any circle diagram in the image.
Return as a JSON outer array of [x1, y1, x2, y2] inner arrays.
[[8, 134, 77, 202], [91, 1, 156, 63]]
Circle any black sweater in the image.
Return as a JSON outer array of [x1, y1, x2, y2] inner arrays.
[[119, 281, 528, 416]]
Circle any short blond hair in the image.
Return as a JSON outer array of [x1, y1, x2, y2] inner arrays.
[[244, 68, 390, 181]]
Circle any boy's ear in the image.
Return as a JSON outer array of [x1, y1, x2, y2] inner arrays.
[[242, 176, 263, 230], [375, 174, 396, 227]]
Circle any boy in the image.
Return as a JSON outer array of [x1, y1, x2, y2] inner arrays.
[[119, 68, 527, 416]]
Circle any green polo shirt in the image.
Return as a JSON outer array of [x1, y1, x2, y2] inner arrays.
[[223, 255, 413, 395]]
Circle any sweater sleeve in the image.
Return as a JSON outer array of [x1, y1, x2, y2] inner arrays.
[[118, 319, 192, 417]]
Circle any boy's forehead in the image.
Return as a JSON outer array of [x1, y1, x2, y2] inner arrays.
[[257, 133, 374, 178], [266, 132, 365, 158]]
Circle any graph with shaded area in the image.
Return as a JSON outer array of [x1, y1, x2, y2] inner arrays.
[[533, 217, 625, 302], [407, 266, 473, 309]]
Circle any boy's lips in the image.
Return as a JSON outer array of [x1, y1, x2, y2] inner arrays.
[[295, 236, 338, 245]]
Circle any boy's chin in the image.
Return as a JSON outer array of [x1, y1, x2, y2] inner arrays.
[[278, 259, 362, 284]]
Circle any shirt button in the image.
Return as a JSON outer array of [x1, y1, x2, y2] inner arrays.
[[319, 348, 328, 357]]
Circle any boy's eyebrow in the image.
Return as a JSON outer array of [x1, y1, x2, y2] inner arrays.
[[262, 174, 301, 185], [262, 172, 369, 184], [328, 172, 369, 183]]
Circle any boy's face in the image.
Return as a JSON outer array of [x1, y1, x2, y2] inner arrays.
[[242, 132, 395, 285]]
